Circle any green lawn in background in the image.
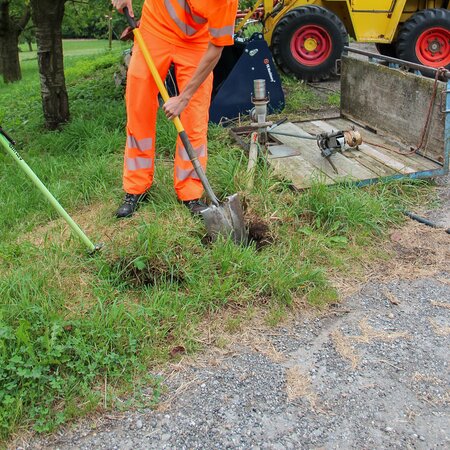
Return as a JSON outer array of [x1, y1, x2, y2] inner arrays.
[[0, 39, 433, 443], [19, 39, 125, 61]]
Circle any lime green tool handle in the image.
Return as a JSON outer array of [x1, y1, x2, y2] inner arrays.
[[0, 130, 97, 253]]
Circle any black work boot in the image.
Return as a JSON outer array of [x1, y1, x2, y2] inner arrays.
[[183, 199, 208, 216], [116, 192, 147, 218]]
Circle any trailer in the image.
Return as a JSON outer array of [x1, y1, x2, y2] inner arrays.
[[231, 50, 449, 188]]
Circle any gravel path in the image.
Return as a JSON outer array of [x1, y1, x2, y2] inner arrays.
[[24, 274, 450, 450]]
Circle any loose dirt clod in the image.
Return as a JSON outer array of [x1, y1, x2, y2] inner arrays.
[[247, 216, 273, 250]]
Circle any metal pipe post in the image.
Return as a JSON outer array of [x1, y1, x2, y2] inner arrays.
[[343, 46, 450, 80]]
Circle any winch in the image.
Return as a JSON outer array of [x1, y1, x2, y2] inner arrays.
[[317, 129, 363, 158]]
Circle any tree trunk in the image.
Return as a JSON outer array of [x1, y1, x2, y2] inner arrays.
[[1, 30, 21, 83], [0, 1, 21, 83], [0, 38, 3, 76], [0, 1, 8, 77], [30, 0, 69, 130]]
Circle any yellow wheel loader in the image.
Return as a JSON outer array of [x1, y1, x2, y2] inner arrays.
[[236, 0, 450, 80]]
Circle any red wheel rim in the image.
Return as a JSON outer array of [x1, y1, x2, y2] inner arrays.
[[415, 27, 450, 67], [290, 25, 332, 66]]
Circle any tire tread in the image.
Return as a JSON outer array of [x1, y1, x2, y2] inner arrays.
[[396, 8, 450, 69], [272, 5, 348, 81]]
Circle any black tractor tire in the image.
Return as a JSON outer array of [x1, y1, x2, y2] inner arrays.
[[396, 8, 450, 70], [271, 5, 348, 81], [375, 42, 397, 58]]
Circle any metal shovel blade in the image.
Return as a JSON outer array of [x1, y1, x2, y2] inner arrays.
[[200, 194, 248, 245]]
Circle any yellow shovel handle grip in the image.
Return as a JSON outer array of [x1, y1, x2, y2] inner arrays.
[[132, 28, 184, 134]]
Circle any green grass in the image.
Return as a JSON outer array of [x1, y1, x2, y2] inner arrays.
[[327, 91, 340, 107], [281, 75, 323, 114], [279, 76, 341, 113], [19, 39, 125, 61], [0, 39, 435, 442]]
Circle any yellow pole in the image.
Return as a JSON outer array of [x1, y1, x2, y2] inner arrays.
[[132, 28, 185, 135], [235, 1, 263, 34]]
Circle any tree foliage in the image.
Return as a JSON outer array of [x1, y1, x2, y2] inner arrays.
[[239, 0, 258, 9], [62, 0, 144, 39], [2, 0, 27, 22]]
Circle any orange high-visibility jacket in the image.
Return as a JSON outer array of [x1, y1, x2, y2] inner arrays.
[[141, 0, 237, 47]]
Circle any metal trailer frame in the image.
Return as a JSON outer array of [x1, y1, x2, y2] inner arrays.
[[229, 48, 448, 190], [342, 46, 449, 186]]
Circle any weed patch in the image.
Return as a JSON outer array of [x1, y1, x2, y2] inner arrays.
[[0, 253, 162, 438], [113, 255, 186, 288]]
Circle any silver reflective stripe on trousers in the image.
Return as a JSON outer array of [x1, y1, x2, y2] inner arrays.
[[127, 136, 153, 152], [176, 0, 207, 24], [165, 0, 197, 36], [209, 25, 235, 38], [126, 157, 153, 171], [176, 166, 201, 181], [178, 144, 206, 161]]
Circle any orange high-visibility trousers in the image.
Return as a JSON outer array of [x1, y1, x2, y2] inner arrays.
[[123, 28, 213, 201]]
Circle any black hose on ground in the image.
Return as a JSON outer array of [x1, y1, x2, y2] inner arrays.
[[403, 211, 450, 234]]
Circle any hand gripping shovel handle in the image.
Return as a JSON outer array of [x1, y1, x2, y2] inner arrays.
[[124, 7, 220, 207]]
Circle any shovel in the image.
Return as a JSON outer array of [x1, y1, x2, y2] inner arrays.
[[123, 8, 247, 245]]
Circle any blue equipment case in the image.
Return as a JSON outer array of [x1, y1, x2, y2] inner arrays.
[[209, 33, 285, 124]]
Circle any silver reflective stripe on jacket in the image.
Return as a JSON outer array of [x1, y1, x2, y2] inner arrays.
[[126, 157, 154, 171], [165, 0, 197, 36], [176, 166, 201, 181], [209, 24, 235, 38], [178, 144, 206, 162], [176, 0, 207, 24], [127, 136, 153, 153]]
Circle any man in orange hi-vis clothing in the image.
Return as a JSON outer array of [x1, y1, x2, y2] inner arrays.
[[112, 0, 238, 218]]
